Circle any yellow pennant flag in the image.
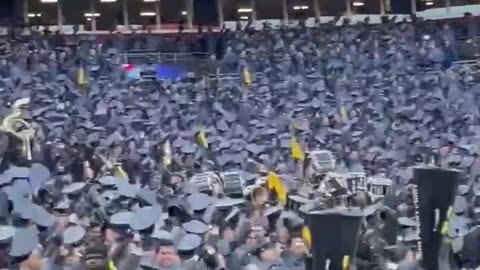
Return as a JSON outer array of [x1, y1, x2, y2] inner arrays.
[[108, 261, 118, 270], [266, 172, 287, 206], [163, 140, 172, 166], [113, 163, 128, 180], [342, 255, 350, 270], [77, 66, 87, 86], [197, 130, 208, 149], [340, 106, 348, 122], [242, 67, 252, 86], [302, 226, 311, 249], [0, 112, 17, 133], [290, 135, 305, 161], [441, 206, 454, 236]]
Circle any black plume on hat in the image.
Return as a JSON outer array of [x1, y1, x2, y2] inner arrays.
[[413, 167, 460, 270]]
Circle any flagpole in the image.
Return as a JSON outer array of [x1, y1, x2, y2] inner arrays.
[[57, 0, 63, 32], [122, 0, 129, 28], [23, 0, 29, 25]]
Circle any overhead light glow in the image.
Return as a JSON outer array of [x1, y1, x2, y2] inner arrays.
[[293, 5, 309, 10], [237, 8, 253, 13], [140, 12, 156, 16], [240, 16, 249, 20], [41, 0, 57, 3], [144, 0, 157, 2], [84, 13, 101, 17], [100, 0, 117, 2], [28, 13, 42, 18], [353, 1, 364, 6], [425, 1, 434, 5], [181, 11, 187, 16]]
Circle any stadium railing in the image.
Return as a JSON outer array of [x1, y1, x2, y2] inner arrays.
[[1, 4, 479, 36], [119, 52, 210, 65], [205, 70, 265, 88]]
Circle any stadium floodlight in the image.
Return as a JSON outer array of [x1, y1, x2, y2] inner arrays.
[[293, 5, 309, 10], [353, 1, 365, 6], [140, 12, 156, 16], [84, 13, 101, 17], [237, 8, 253, 13]]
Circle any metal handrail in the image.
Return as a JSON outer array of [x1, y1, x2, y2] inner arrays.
[[448, 60, 480, 73], [205, 70, 265, 87], [451, 60, 479, 65], [118, 51, 210, 65], [205, 62, 480, 88]]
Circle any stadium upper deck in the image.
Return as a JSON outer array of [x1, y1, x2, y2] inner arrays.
[[8, 0, 480, 35]]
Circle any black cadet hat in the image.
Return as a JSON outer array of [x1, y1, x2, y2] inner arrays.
[[171, 226, 187, 246], [0, 174, 10, 186], [62, 182, 86, 194], [264, 206, 282, 218], [187, 193, 211, 212], [363, 203, 381, 217], [214, 198, 245, 208], [397, 217, 417, 227], [117, 181, 137, 199], [63, 225, 86, 245], [11, 179, 32, 199], [0, 225, 15, 242], [6, 167, 30, 180], [181, 142, 197, 154], [457, 185, 470, 196], [401, 227, 420, 243], [109, 211, 134, 226], [28, 163, 50, 194], [254, 242, 277, 258], [137, 188, 158, 206], [98, 176, 117, 187], [182, 220, 209, 235], [53, 198, 71, 212], [288, 195, 312, 214], [11, 196, 33, 221], [151, 230, 173, 241], [31, 204, 55, 228], [177, 233, 202, 252], [129, 206, 162, 231], [246, 144, 266, 155], [9, 228, 38, 257]]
